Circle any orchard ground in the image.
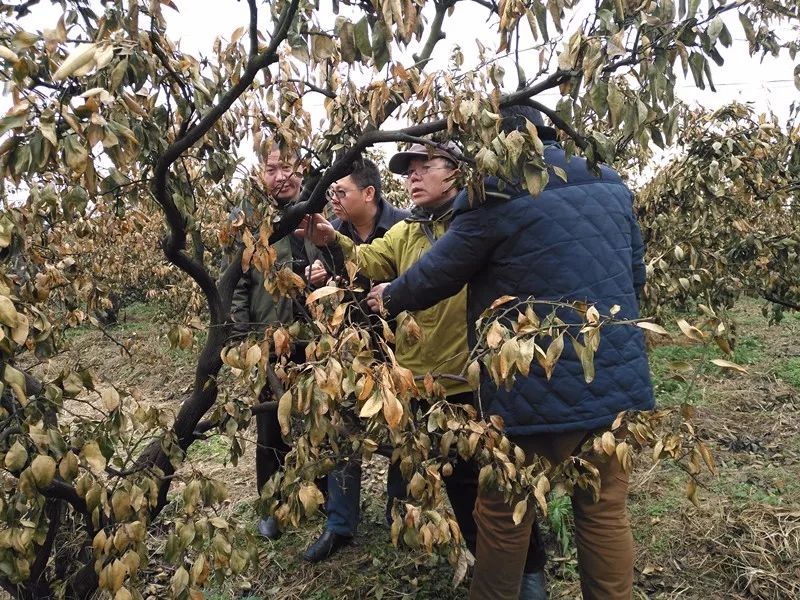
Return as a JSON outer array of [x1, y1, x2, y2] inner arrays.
[[13, 299, 800, 600]]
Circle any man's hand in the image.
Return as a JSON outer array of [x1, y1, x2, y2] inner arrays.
[[305, 259, 329, 287], [367, 282, 390, 313], [294, 213, 336, 246]]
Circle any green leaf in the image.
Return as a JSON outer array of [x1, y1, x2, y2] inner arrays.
[[607, 83, 624, 126], [688, 52, 705, 89], [738, 13, 756, 45], [523, 162, 548, 197], [718, 23, 732, 47], [62, 134, 89, 174], [0, 114, 27, 136], [590, 81, 608, 117], [533, 1, 549, 42], [338, 20, 358, 63], [354, 17, 372, 58], [371, 22, 390, 70]]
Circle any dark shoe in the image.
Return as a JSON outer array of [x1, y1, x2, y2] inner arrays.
[[519, 569, 548, 600], [303, 530, 353, 563], [257, 516, 281, 540]]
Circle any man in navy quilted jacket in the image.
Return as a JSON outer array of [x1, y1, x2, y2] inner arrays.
[[366, 105, 654, 600]]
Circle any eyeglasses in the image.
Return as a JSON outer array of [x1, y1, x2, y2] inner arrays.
[[403, 165, 455, 179], [326, 187, 362, 200]]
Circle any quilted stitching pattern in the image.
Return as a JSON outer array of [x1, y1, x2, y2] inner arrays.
[[460, 148, 654, 435]]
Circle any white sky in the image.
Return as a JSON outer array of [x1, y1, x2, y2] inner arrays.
[[161, 0, 797, 117], [3, 0, 798, 170]]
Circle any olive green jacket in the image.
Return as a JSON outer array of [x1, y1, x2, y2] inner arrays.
[[335, 212, 471, 396], [231, 236, 320, 336]]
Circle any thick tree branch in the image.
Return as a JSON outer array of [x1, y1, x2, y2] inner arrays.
[[247, 0, 259, 58], [136, 6, 290, 521], [762, 293, 800, 311], [193, 398, 279, 439], [41, 480, 88, 514], [29, 500, 61, 586], [143, 0, 300, 500], [412, 0, 455, 67], [523, 98, 588, 150], [151, 0, 299, 331], [270, 69, 575, 243]]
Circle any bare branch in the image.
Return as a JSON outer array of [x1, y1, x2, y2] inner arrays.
[[247, 0, 259, 57], [93, 321, 132, 358], [41, 480, 88, 514], [413, 0, 454, 67], [278, 78, 336, 99], [469, 0, 498, 10], [762, 293, 800, 311], [523, 98, 588, 150]]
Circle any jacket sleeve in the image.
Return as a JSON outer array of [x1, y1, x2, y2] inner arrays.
[[630, 209, 646, 301], [230, 269, 251, 337], [384, 209, 499, 316], [338, 229, 399, 281]]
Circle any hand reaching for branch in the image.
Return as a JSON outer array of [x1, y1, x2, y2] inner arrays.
[[305, 259, 329, 287], [367, 282, 390, 313], [294, 214, 336, 246]]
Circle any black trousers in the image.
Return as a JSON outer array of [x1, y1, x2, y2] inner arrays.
[[254, 385, 327, 499], [255, 403, 290, 492]]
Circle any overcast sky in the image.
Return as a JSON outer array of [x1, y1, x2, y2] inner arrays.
[[161, 0, 796, 116], [3, 0, 797, 168]]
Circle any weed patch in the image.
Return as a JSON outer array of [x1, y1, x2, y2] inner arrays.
[[775, 358, 800, 389]]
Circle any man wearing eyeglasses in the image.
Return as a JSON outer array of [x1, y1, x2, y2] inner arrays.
[[302, 158, 410, 562], [296, 143, 546, 593], [304, 158, 409, 287]]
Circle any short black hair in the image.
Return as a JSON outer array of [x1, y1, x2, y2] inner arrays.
[[348, 158, 382, 200], [500, 104, 557, 140]]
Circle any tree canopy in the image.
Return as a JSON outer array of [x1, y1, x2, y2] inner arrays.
[[0, 0, 798, 598]]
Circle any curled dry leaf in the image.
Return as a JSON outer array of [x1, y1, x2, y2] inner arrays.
[[53, 43, 97, 80]]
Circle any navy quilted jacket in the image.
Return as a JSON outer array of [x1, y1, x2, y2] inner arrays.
[[384, 142, 654, 435]]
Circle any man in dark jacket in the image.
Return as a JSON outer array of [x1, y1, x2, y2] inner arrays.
[[305, 158, 410, 286], [302, 158, 411, 562], [231, 146, 318, 540], [366, 107, 654, 600]]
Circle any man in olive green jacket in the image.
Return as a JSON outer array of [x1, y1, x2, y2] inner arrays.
[[297, 143, 546, 587], [298, 144, 469, 395]]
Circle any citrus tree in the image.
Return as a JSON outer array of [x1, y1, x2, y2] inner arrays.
[[1, 0, 798, 598]]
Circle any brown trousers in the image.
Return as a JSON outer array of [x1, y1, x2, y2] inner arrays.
[[469, 431, 634, 600]]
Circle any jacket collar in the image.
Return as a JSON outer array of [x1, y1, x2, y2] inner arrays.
[[333, 197, 405, 242], [407, 196, 457, 223], [374, 200, 405, 232]]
